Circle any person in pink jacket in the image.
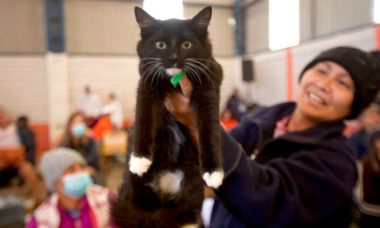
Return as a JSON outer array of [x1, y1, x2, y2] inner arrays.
[[27, 147, 115, 228]]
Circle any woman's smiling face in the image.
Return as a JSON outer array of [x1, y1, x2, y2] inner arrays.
[[296, 61, 355, 123]]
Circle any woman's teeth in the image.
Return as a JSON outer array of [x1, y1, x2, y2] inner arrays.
[[309, 92, 324, 105]]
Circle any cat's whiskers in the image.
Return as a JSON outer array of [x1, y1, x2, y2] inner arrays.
[[142, 64, 158, 88], [184, 64, 203, 86], [144, 63, 164, 87], [193, 66, 216, 89], [152, 66, 165, 86], [185, 66, 203, 85], [140, 59, 166, 88], [140, 61, 159, 69], [187, 59, 217, 86], [186, 63, 203, 84], [185, 60, 215, 88], [187, 59, 216, 76], [188, 58, 218, 65]]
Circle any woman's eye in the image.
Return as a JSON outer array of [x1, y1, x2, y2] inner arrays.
[[181, 41, 192, 49], [317, 68, 327, 75], [155, 41, 167, 49], [337, 79, 351, 89]]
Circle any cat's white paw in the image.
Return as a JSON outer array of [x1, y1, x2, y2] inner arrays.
[[129, 153, 152, 176], [203, 170, 224, 189]]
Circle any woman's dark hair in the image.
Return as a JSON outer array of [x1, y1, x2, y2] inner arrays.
[[16, 115, 28, 127]]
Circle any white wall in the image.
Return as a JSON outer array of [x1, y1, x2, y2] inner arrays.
[[0, 25, 378, 140], [0, 0, 45, 53], [68, 56, 140, 120], [0, 55, 48, 122]]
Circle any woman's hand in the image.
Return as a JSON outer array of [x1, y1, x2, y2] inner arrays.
[[165, 75, 200, 148]]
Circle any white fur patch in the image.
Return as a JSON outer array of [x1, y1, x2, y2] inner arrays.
[[129, 153, 152, 176], [158, 170, 184, 195], [166, 68, 182, 76], [203, 170, 224, 189]]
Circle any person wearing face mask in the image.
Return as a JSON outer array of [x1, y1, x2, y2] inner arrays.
[[27, 147, 115, 228], [60, 112, 100, 176], [163, 46, 380, 227]]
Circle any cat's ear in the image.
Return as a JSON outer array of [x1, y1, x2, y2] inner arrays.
[[135, 7, 156, 28], [190, 6, 212, 31]]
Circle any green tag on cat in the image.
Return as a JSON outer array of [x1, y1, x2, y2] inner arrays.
[[170, 70, 186, 86]]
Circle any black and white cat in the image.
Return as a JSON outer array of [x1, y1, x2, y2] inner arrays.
[[111, 6, 223, 227]]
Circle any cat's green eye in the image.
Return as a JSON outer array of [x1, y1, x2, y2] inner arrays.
[[155, 41, 167, 49], [181, 41, 192, 49]]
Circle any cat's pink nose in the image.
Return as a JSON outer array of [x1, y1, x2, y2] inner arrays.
[[169, 53, 178, 65]]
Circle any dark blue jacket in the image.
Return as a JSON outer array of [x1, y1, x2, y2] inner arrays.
[[347, 129, 370, 159], [210, 102, 358, 228]]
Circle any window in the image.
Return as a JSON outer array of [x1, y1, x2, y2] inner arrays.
[[374, 0, 380, 24], [143, 0, 184, 20], [269, 0, 300, 51]]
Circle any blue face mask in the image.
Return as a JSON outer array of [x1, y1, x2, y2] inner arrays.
[[71, 122, 86, 137], [63, 172, 93, 198]]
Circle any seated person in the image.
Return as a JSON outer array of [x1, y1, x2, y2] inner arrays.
[[59, 112, 100, 175], [220, 108, 238, 131], [101, 92, 124, 131], [225, 88, 247, 121], [0, 107, 45, 205], [27, 148, 115, 227], [16, 115, 36, 165], [347, 103, 380, 159]]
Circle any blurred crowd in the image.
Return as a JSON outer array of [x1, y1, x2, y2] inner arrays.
[[0, 85, 129, 227]]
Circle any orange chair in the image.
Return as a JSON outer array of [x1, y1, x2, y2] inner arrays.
[[91, 115, 113, 141]]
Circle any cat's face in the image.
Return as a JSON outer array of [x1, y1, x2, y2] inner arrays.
[[135, 6, 213, 81]]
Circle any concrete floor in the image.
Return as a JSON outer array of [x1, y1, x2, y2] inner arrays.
[[103, 157, 125, 193]]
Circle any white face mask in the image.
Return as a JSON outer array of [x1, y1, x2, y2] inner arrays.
[[62, 172, 93, 198], [71, 122, 86, 137]]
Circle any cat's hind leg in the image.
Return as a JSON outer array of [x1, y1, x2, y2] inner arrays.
[[193, 93, 224, 189], [129, 89, 162, 176]]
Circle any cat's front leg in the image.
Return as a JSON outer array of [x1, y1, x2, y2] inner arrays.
[[129, 90, 157, 176], [129, 154, 152, 176]]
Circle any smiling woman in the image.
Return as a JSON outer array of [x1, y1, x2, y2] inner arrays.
[[164, 46, 380, 227]]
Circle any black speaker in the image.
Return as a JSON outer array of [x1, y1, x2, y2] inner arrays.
[[242, 59, 254, 82]]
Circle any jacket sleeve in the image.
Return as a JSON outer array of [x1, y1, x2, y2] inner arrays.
[[216, 132, 357, 227], [26, 216, 37, 228], [229, 115, 260, 156]]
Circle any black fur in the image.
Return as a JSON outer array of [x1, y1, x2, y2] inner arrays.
[[111, 6, 223, 227]]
